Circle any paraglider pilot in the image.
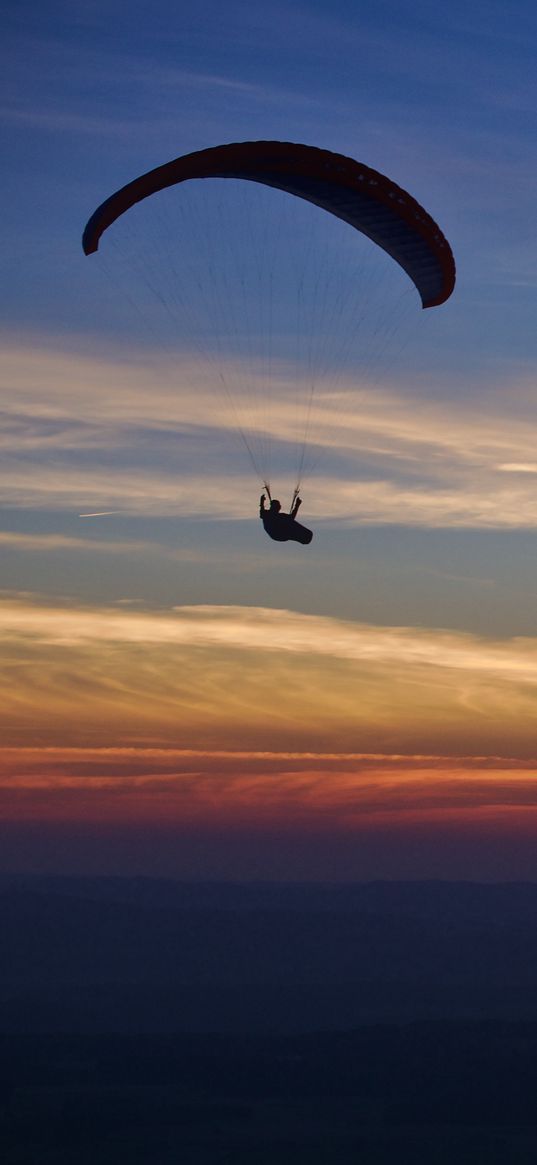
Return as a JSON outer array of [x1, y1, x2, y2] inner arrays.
[[260, 492, 313, 545]]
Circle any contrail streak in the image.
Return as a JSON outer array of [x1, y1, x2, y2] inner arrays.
[[78, 511, 122, 518]]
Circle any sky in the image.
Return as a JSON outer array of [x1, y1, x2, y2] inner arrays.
[[3, 0, 537, 879]]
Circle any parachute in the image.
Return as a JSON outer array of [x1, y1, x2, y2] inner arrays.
[[83, 141, 455, 502]]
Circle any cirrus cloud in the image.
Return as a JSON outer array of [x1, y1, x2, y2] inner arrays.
[[2, 595, 537, 757], [4, 338, 537, 527]]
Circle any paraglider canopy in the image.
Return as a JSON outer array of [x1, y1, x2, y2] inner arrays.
[[82, 140, 456, 512], [82, 140, 455, 309]]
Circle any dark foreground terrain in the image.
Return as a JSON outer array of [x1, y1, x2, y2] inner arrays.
[[2, 878, 537, 1162], [3, 1024, 537, 1163]]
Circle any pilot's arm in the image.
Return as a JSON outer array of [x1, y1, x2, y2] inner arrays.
[[260, 493, 267, 517], [291, 495, 302, 519]]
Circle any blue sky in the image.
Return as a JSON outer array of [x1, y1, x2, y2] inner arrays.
[[3, 0, 537, 628], [4, 0, 537, 356], [3, 0, 537, 878]]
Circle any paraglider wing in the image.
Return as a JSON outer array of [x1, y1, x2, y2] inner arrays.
[[82, 141, 455, 309]]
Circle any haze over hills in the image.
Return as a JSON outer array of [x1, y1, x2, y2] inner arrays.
[[2, 877, 537, 1034], [3, 878, 537, 1163]]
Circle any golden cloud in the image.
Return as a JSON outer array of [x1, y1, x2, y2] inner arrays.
[[2, 596, 537, 757]]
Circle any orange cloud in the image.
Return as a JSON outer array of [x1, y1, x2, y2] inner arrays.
[[1, 747, 537, 835], [2, 596, 535, 876]]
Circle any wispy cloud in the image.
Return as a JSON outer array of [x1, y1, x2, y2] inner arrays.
[[2, 596, 537, 756], [2, 744, 537, 831], [1, 25, 322, 140], [0, 105, 145, 136], [3, 339, 537, 528], [0, 530, 205, 559]]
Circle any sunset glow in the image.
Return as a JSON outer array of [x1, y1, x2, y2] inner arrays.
[[1, 591, 536, 876]]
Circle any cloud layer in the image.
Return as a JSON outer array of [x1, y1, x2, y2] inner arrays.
[[4, 338, 537, 528], [3, 595, 537, 757]]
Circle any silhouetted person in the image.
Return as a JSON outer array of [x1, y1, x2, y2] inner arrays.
[[259, 494, 313, 545]]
